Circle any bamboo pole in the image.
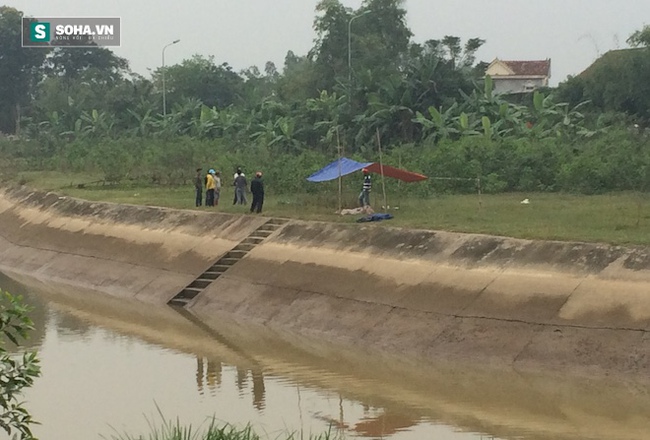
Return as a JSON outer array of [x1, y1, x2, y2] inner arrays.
[[336, 127, 343, 213], [375, 127, 388, 211], [477, 175, 483, 211], [397, 150, 402, 192]]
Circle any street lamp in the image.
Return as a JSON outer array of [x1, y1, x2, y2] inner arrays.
[[162, 39, 180, 116], [348, 10, 371, 84]]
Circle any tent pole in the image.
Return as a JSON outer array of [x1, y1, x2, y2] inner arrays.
[[477, 175, 483, 211], [375, 127, 388, 211], [336, 127, 342, 213], [398, 150, 402, 192]]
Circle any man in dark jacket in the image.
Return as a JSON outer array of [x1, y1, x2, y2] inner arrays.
[[194, 168, 203, 207], [250, 171, 265, 214]]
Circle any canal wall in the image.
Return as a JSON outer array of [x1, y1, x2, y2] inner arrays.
[[0, 185, 649, 378], [9, 274, 650, 440]]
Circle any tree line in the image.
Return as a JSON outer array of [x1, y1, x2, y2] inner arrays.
[[1, 2, 650, 194]]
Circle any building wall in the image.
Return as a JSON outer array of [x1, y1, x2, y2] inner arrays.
[[493, 77, 546, 94], [485, 62, 512, 76]]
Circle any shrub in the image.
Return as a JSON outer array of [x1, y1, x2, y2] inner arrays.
[[0, 290, 41, 439]]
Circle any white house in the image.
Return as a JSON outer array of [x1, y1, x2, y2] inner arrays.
[[485, 59, 551, 94]]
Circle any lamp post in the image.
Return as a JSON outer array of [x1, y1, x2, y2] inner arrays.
[[162, 39, 180, 116], [347, 10, 371, 84]]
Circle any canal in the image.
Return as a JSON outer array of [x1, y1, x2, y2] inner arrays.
[[1, 271, 649, 440]]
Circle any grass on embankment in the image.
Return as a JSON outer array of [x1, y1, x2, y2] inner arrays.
[[102, 417, 339, 440], [14, 171, 650, 246]]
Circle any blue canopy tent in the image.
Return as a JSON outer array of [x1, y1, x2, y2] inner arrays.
[[307, 158, 427, 217], [307, 157, 427, 183], [306, 157, 373, 182]]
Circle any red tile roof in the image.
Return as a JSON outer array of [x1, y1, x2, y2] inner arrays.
[[502, 59, 550, 77]]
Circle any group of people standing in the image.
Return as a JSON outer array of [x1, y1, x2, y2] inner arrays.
[[199, 168, 221, 207], [194, 167, 265, 214]]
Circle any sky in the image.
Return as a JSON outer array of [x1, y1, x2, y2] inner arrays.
[[9, 0, 650, 86]]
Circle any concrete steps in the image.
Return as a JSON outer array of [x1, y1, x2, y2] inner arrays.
[[168, 218, 289, 307]]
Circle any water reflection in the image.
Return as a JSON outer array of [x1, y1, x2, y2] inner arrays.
[[1, 270, 650, 440], [196, 356, 268, 412], [317, 407, 419, 438], [354, 412, 418, 437]]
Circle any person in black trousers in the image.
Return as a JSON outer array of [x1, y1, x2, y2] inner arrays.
[[358, 168, 371, 207], [194, 167, 203, 207], [250, 171, 264, 214]]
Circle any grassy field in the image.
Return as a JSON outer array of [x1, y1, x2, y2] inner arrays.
[[13, 171, 650, 246]]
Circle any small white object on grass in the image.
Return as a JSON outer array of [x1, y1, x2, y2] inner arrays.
[[520, 198, 530, 205]]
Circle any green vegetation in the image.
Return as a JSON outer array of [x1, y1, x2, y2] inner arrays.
[[1, 3, 650, 246], [0, 290, 41, 440], [556, 24, 650, 121], [15, 170, 650, 246], [4, 121, 650, 195], [0, 5, 649, 435], [103, 415, 340, 440]]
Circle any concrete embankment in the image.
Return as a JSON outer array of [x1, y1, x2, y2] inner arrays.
[[7, 274, 650, 440], [0, 185, 649, 378]]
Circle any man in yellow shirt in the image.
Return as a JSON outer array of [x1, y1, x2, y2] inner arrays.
[[205, 169, 216, 206]]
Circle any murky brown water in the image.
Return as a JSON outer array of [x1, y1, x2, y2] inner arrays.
[[1, 271, 650, 440]]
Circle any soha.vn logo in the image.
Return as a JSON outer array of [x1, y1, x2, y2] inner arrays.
[[30, 21, 115, 42], [30, 22, 50, 41], [23, 17, 120, 47]]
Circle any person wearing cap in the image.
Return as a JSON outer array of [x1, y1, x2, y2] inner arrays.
[[194, 167, 203, 207], [359, 168, 371, 207], [205, 169, 216, 207], [250, 171, 265, 214]]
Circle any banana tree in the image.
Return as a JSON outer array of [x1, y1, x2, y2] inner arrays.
[[460, 76, 512, 121], [249, 120, 277, 146], [196, 104, 219, 138], [457, 76, 529, 138], [152, 97, 201, 138], [127, 108, 155, 137], [524, 91, 567, 138], [413, 103, 459, 143], [78, 109, 116, 139], [365, 75, 417, 144], [217, 106, 246, 140], [455, 111, 481, 136], [305, 90, 345, 152], [269, 116, 303, 154]]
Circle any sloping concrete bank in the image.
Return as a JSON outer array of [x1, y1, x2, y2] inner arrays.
[[7, 274, 650, 440], [0, 185, 268, 302], [191, 217, 650, 378], [1, 185, 649, 378]]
